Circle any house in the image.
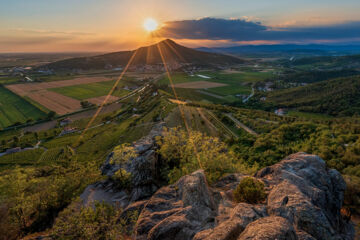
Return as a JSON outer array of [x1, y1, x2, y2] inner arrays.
[[59, 127, 77, 136], [24, 76, 33, 82], [275, 108, 287, 116], [59, 118, 72, 126]]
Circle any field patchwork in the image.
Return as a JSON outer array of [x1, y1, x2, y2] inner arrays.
[[6, 76, 113, 96], [5, 76, 119, 115]]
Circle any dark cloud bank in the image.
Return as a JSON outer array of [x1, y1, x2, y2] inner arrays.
[[157, 18, 360, 43]]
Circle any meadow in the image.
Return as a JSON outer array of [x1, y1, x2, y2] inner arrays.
[[0, 86, 47, 129], [158, 71, 274, 100], [49, 79, 133, 100]]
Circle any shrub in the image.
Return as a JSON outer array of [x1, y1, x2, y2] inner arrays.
[[111, 168, 132, 190], [157, 127, 238, 184], [343, 175, 360, 214], [51, 201, 136, 240], [233, 177, 266, 204]]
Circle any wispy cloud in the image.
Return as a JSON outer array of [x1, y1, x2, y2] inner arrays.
[[10, 28, 95, 36]]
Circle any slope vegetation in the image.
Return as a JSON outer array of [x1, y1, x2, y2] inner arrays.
[[267, 75, 360, 116]]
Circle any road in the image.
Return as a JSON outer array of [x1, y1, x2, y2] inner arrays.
[[243, 86, 255, 103], [225, 113, 258, 136]]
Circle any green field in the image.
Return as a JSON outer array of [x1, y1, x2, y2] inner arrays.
[[49, 80, 132, 100], [0, 86, 47, 128], [159, 71, 273, 102]]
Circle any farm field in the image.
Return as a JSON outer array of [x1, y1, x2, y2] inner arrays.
[[159, 71, 274, 99], [4, 76, 133, 116], [0, 86, 47, 128], [5, 76, 114, 96], [27, 90, 81, 115], [49, 80, 131, 100]]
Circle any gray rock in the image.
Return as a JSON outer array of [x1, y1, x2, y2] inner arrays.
[[237, 216, 297, 240], [80, 123, 165, 208], [194, 203, 267, 240], [84, 125, 354, 240], [134, 170, 217, 240], [259, 152, 353, 240]]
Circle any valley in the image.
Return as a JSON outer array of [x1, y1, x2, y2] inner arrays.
[[1, 39, 360, 239]]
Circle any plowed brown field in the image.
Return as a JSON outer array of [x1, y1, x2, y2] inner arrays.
[[5, 77, 113, 115]]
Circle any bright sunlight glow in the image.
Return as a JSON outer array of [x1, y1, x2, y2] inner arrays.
[[143, 18, 158, 32]]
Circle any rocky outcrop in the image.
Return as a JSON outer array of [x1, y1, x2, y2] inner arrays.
[[81, 123, 165, 208], [81, 125, 354, 240], [135, 170, 217, 240], [132, 152, 354, 240]]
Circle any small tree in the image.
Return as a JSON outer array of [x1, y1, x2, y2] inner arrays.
[[233, 177, 266, 204], [111, 168, 132, 190], [47, 111, 56, 119]]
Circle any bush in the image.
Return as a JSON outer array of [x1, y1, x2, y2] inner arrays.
[[111, 168, 132, 190], [51, 201, 136, 240], [157, 128, 238, 184], [343, 175, 360, 214], [233, 177, 266, 204]]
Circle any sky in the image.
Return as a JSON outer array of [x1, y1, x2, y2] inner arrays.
[[1, 0, 360, 52]]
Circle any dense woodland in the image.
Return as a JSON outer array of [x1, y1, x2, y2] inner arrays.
[[266, 75, 360, 116]]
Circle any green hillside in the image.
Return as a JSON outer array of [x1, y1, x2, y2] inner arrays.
[[0, 86, 47, 128], [267, 75, 360, 116]]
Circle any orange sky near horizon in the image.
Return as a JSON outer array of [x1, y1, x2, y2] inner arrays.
[[1, 0, 360, 53]]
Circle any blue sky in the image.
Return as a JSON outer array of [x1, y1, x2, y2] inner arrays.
[[1, 0, 360, 52]]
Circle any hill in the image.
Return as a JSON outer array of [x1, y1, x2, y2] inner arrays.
[[266, 75, 360, 116], [41, 39, 245, 71]]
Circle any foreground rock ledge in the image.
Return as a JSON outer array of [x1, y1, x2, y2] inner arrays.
[[80, 135, 354, 240], [132, 152, 354, 240]]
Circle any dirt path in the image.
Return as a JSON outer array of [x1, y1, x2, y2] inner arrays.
[[242, 86, 255, 103], [225, 113, 258, 136]]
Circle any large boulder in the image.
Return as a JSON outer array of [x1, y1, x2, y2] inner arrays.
[[134, 170, 217, 240], [81, 123, 165, 208], [237, 216, 297, 240], [256, 152, 353, 240]]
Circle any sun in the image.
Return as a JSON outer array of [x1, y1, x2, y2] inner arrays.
[[143, 18, 158, 32]]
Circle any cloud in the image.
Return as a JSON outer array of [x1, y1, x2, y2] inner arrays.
[[10, 28, 95, 36], [156, 18, 360, 43]]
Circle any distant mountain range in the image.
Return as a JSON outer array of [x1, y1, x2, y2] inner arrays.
[[42, 39, 245, 71], [198, 44, 360, 57]]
